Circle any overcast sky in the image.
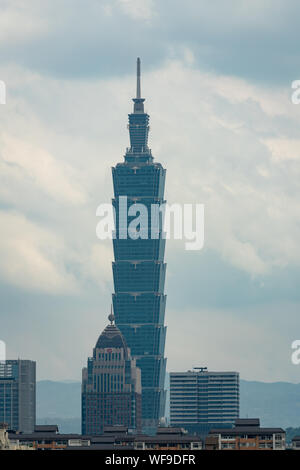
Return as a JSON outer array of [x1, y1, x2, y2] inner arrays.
[[1, 0, 300, 383]]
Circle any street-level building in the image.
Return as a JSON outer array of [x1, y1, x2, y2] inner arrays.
[[8, 425, 202, 451], [292, 435, 300, 449], [0, 423, 34, 450], [207, 418, 285, 450]]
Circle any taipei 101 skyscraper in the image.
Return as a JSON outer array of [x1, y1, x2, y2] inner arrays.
[[112, 58, 167, 433]]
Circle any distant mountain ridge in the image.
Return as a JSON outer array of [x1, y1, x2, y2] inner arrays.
[[37, 380, 81, 419], [37, 379, 300, 433], [240, 379, 300, 428]]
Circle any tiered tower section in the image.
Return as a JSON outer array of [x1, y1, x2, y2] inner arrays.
[[112, 58, 167, 433]]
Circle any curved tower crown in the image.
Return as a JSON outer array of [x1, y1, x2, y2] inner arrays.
[[94, 306, 127, 353], [95, 323, 127, 351]]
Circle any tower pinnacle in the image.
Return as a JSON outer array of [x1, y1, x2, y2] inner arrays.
[[133, 57, 145, 113], [136, 57, 141, 99], [108, 304, 115, 325]]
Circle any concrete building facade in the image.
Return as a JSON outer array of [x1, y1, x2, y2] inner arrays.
[[0, 359, 36, 433], [82, 313, 142, 435], [207, 418, 285, 450], [170, 368, 239, 435]]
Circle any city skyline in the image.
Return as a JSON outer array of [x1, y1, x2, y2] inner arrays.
[[1, 1, 300, 385]]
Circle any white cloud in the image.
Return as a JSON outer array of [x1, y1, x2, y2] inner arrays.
[[263, 138, 300, 161], [0, 133, 87, 205], [117, 0, 155, 20], [0, 210, 78, 294], [0, 1, 48, 43], [143, 60, 300, 275], [1, 59, 300, 281]]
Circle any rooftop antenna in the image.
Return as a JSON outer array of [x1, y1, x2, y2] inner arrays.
[[108, 304, 115, 325], [133, 57, 145, 113], [136, 57, 141, 99]]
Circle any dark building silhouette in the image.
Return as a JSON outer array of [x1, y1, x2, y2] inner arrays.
[[0, 359, 36, 433], [81, 312, 142, 435], [112, 58, 167, 433]]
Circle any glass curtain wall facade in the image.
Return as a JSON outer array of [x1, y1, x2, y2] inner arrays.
[[112, 58, 167, 433]]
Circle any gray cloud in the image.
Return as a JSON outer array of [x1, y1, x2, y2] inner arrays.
[[1, 3, 300, 381], [0, 0, 299, 83]]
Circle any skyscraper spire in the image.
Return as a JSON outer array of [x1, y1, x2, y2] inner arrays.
[[108, 304, 115, 325], [136, 57, 141, 99], [133, 57, 145, 113]]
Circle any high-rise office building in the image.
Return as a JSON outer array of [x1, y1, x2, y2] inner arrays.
[[170, 368, 239, 435], [82, 312, 142, 435], [112, 58, 167, 433], [0, 359, 36, 433]]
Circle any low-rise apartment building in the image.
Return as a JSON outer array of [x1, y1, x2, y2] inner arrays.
[[207, 418, 285, 450]]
